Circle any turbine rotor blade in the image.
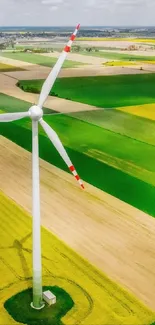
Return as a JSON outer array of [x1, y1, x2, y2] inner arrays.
[[38, 24, 80, 109], [0, 111, 29, 122], [39, 118, 84, 189]]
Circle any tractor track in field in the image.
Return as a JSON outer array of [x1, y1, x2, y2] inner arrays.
[[0, 250, 94, 325]]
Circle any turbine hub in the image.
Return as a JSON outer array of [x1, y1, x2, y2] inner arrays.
[[29, 105, 43, 121]]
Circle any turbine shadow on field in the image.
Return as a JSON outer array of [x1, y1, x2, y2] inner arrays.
[[13, 233, 32, 283]]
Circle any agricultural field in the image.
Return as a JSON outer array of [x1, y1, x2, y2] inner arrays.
[[1, 74, 151, 216], [104, 61, 137, 66], [118, 103, 155, 120], [69, 109, 155, 146], [79, 50, 155, 62], [18, 74, 155, 108], [1, 105, 155, 216], [0, 52, 84, 68], [77, 37, 155, 43], [1, 190, 153, 325], [0, 93, 54, 115], [0, 63, 24, 72], [1, 55, 155, 325]]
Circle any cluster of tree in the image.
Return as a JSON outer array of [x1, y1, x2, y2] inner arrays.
[[71, 45, 99, 53], [0, 42, 7, 49], [23, 48, 53, 53]]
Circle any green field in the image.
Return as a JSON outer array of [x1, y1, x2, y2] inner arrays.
[[18, 74, 155, 108], [70, 109, 155, 146], [0, 52, 83, 68], [1, 191, 154, 325], [1, 104, 155, 216], [79, 49, 155, 62], [0, 93, 55, 115]]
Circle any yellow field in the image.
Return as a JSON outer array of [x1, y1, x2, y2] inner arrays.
[[132, 39, 155, 43], [118, 103, 155, 121], [0, 191, 154, 325], [139, 60, 155, 64], [77, 37, 155, 43], [0, 63, 24, 72], [104, 61, 137, 66]]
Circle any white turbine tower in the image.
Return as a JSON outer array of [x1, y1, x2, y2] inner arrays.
[[0, 24, 84, 310]]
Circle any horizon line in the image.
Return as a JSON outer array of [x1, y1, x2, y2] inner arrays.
[[0, 25, 155, 27]]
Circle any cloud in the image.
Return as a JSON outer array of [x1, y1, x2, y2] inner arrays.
[[0, 0, 155, 26], [49, 5, 58, 10], [84, 0, 113, 9], [42, 0, 62, 4], [114, 0, 146, 5], [86, 0, 96, 7]]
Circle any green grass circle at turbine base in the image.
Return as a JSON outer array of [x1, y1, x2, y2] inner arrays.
[[4, 285, 74, 325]]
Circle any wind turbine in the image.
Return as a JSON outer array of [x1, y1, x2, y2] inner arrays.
[[0, 24, 84, 310]]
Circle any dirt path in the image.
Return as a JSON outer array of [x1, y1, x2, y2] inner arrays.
[[4, 64, 151, 80], [1, 136, 155, 310]]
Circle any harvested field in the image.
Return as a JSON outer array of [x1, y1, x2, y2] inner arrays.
[[4, 65, 148, 81], [76, 40, 144, 48], [0, 137, 155, 314]]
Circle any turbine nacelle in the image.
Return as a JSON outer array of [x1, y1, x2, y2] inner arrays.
[[29, 105, 43, 121]]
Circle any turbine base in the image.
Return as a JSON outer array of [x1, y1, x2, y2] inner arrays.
[[30, 301, 45, 310]]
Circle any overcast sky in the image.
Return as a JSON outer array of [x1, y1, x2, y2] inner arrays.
[[0, 0, 155, 26]]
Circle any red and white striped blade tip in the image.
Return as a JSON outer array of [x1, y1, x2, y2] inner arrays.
[[76, 23, 80, 30], [64, 23, 81, 53], [69, 165, 84, 189]]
